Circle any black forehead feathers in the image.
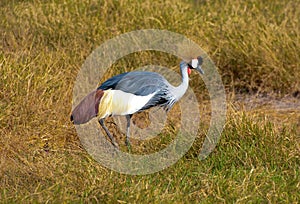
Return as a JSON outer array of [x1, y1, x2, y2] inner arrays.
[[197, 56, 203, 65]]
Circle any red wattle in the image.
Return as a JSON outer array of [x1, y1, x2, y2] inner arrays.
[[187, 68, 192, 75]]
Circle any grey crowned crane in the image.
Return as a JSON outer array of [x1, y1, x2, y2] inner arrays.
[[71, 57, 204, 147]]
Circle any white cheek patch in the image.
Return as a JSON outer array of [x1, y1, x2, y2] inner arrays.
[[191, 59, 198, 68]]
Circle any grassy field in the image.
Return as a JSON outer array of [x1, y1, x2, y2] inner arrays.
[[1, 0, 299, 203]]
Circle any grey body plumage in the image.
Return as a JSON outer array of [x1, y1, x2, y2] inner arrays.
[[99, 71, 177, 111]]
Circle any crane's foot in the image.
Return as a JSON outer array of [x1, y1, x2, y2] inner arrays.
[[125, 138, 130, 146], [111, 139, 119, 149], [125, 138, 131, 151]]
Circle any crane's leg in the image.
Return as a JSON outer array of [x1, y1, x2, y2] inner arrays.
[[98, 118, 119, 148], [125, 114, 132, 147]]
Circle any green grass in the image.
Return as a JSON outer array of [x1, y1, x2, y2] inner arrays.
[[0, 0, 299, 203]]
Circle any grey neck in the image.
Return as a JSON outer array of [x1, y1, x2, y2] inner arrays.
[[171, 61, 189, 101]]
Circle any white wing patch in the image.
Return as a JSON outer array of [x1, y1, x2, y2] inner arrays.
[[97, 90, 156, 118], [112, 90, 156, 115]]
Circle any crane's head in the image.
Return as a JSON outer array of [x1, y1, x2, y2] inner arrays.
[[187, 56, 204, 75]]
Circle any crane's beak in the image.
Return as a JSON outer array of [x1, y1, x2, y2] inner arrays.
[[196, 65, 204, 75]]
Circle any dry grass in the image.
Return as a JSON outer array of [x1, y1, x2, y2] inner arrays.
[[0, 0, 299, 203]]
